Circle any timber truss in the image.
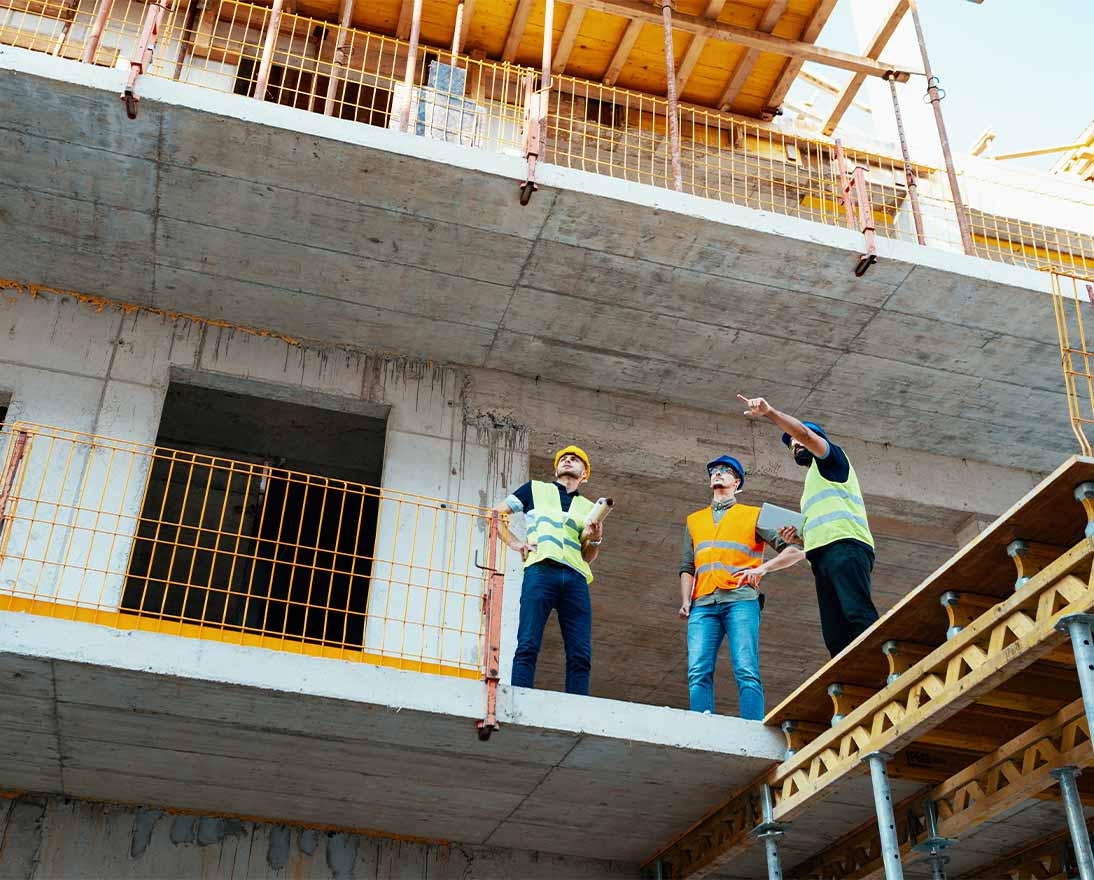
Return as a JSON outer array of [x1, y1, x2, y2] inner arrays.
[[646, 457, 1094, 879]]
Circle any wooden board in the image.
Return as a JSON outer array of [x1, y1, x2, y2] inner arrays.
[[766, 455, 1094, 727]]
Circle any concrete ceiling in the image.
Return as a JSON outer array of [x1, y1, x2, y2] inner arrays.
[[0, 61, 1076, 478]]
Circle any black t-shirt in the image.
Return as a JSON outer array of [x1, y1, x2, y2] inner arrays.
[[508, 480, 580, 513]]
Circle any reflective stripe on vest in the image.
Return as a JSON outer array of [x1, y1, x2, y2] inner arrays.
[[799, 458, 874, 553], [686, 504, 763, 600], [523, 480, 595, 584]]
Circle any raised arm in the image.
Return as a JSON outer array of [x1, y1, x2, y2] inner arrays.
[[737, 394, 829, 458]]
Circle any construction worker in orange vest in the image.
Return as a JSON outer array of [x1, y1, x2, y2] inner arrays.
[[495, 446, 604, 695], [679, 455, 804, 719]]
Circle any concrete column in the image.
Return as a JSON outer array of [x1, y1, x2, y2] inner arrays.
[[364, 386, 526, 681]]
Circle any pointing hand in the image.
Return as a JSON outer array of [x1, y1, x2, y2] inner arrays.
[[737, 394, 772, 418]]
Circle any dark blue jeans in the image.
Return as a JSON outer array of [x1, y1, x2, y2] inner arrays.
[[511, 560, 592, 695]]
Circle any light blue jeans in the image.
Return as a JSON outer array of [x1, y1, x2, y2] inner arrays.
[[686, 599, 764, 720]]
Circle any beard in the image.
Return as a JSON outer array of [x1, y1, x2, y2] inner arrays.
[[793, 448, 814, 467]]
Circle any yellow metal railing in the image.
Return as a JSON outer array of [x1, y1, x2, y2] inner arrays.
[[0, 422, 507, 678], [1051, 272, 1094, 456], [1, 0, 1091, 276]]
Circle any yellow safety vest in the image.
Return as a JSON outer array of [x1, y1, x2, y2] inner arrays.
[[800, 459, 874, 554], [523, 481, 596, 584], [686, 504, 763, 600]]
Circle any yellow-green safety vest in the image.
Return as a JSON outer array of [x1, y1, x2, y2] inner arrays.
[[523, 480, 596, 584], [800, 458, 874, 554]]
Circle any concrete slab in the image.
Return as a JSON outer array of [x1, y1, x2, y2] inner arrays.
[[0, 613, 782, 861], [0, 48, 1074, 472]]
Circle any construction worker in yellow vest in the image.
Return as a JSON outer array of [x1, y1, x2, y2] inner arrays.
[[494, 446, 603, 695], [738, 394, 880, 658], [680, 455, 804, 720]]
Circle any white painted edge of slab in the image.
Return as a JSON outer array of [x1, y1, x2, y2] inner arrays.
[[1, 612, 785, 761], [0, 46, 1054, 297], [0, 611, 483, 717], [498, 684, 786, 761]]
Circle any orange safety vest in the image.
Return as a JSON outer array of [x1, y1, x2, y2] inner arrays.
[[686, 504, 764, 600]]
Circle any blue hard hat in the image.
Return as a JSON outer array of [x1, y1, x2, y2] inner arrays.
[[707, 455, 745, 489], [782, 421, 828, 447]]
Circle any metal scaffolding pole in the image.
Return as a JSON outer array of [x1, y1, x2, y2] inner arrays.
[[908, 1, 973, 255], [866, 752, 905, 880], [912, 799, 955, 880], [659, 0, 683, 192], [754, 784, 784, 880], [886, 75, 926, 246], [1052, 766, 1094, 880]]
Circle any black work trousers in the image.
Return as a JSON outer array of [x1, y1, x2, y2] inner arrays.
[[809, 540, 879, 658]]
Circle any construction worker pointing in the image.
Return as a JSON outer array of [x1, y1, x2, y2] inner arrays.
[[494, 446, 603, 695], [738, 394, 880, 658]]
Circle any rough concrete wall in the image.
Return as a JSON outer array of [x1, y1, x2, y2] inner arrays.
[[0, 794, 641, 879]]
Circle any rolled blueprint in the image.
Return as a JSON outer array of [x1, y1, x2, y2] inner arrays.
[[584, 497, 614, 527]]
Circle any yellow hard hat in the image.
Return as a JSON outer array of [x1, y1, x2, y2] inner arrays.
[[554, 445, 591, 479]]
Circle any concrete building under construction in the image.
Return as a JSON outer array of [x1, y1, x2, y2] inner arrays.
[[1, 0, 1093, 875]]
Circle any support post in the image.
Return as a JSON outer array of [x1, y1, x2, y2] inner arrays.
[[1056, 614, 1094, 738], [1052, 766, 1094, 880], [323, 0, 353, 116], [750, 784, 784, 880], [912, 799, 955, 880], [120, 0, 171, 119], [253, 0, 286, 103], [172, 0, 203, 81], [398, 0, 424, 132], [0, 430, 29, 537], [865, 752, 904, 880], [476, 512, 505, 740], [451, 0, 465, 59], [660, 0, 683, 191], [908, 1, 973, 255], [886, 75, 925, 246], [82, 0, 114, 65], [541, 0, 554, 87], [833, 139, 856, 229]]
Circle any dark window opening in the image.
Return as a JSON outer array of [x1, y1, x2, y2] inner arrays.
[[585, 98, 623, 128], [233, 56, 394, 126], [122, 384, 386, 651]]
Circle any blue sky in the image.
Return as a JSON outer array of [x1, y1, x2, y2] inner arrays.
[[800, 0, 1093, 169]]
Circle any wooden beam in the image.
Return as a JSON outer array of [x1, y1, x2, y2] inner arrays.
[[502, 0, 535, 62], [458, 0, 477, 49], [671, 0, 731, 95], [396, 0, 413, 39], [602, 18, 643, 87], [800, 68, 872, 113], [564, 0, 915, 82], [822, 0, 908, 135], [764, 0, 837, 114], [716, 0, 788, 110], [552, 4, 585, 74]]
